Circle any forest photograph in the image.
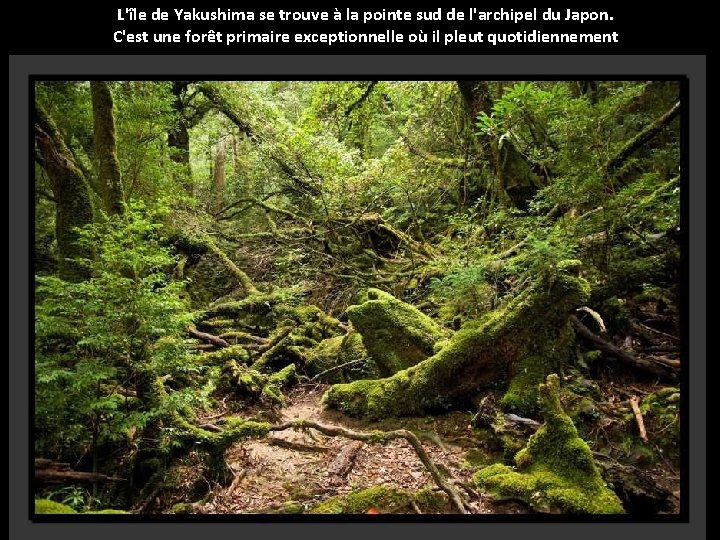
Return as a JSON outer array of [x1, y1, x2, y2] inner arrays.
[[32, 79, 683, 518]]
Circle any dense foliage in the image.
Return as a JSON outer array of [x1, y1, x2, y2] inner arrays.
[[34, 80, 681, 514]]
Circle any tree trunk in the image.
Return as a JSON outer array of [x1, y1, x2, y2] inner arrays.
[[212, 138, 226, 214], [35, 106, 94, 282], [457, 80, 541, 208], [168, 82, 193, 195], [90, 81, 124, 215]]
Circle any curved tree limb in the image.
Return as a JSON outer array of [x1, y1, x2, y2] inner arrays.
[[268, 419, 469, 513], [607, 100, 681, 174], [570, 315, 677, 381]]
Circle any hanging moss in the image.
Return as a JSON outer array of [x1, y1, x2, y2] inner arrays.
[[346, 288, 448, 376], [309, 486, 446, 514], [324, 272, 588, 419], [473, 375, 624, 514]]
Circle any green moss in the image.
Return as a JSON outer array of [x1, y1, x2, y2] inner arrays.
[[170, 503, 195, 514], [221, 360, 266, 396], [309, 486, 446, 514], [200, 318, 237, 329], [262, 363, 298, 404], [307, 331, 377, 382], [324, 274, 589, 419], [463, 447, 495, 468], [265, 501, 305, 514], [34, 499, 128, 514], [86, 509, 129, 514], [206, 345, 251, 365], [473, 375, 624, 514], [346, 288, 448, 376], [501, 355, 549, 414], [35, 499, 78, 514], [267, 363, 298, 387]]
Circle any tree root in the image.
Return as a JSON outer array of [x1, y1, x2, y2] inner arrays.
[[570, 315, 678, 381], [267, 419, 469, 514]]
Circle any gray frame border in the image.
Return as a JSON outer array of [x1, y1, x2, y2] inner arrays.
[[9, 55, 705, 540]]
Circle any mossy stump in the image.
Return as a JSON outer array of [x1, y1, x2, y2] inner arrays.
[[473, 374, 624, 514]]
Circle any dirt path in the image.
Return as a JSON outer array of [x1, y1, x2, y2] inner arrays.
[[196, 384, 510, 514]]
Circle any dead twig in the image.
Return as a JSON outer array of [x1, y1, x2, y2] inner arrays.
[[629, 395, 649, 442]]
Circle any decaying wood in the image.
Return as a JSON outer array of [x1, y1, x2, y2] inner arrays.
[[226, 469, 247, 496], [218, 331, 269, 345], [34, 459, 125, 484], [650, 356, 681, 369], [189, 327, 230, 348], [570, 316, 677, 381], [629, 396, 649, 442], [327, 441, 364, 481], [631, 320, 679, 343], [268, 420, 469, 514], [504, 413, 541, 428]]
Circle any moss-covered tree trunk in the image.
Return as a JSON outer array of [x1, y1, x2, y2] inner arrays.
[[323, 272, 589, 419], [168, 82, 193, 196], [457, 80, 542, 208], [35, 107, 94, 282], [90, 81, 124, 215]]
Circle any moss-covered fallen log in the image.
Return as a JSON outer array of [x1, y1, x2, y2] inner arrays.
[[473, 375, 624, 514], [323, 269, 589, 419]]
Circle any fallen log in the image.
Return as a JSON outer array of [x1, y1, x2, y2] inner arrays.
[[570, 316, 677, 381], [35, 460, 125, 485], [328, 441, 364, 482], [188, 327, 229, 348], [267, 437, 330, 453]]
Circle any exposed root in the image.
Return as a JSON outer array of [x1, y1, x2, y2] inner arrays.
[[267, 419, 469, 514]]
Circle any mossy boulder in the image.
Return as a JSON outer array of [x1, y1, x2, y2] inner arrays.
[[324, 273, 588, 419], [346, 288, 448, 376], [473, 375, 624, 514], [309, 486, 446, 514]]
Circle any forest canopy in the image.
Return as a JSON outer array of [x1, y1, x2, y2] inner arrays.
[[33, 80, 682, 517]]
